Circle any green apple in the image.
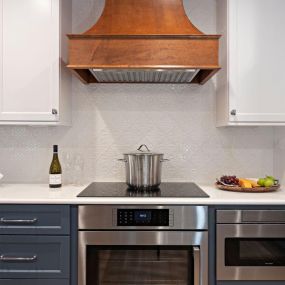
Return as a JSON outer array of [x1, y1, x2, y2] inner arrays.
[[257, 178, 265, 187]]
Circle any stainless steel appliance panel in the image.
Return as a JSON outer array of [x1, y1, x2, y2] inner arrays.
[[217, 223, 285, 280], [78, 205, 208, 230], [78, 230, 208, 285], [216, 210, 242, 223], [217, 210, 285, 224]]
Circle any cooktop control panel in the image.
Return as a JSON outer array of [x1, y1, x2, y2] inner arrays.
[[116, 209, 173, 226]]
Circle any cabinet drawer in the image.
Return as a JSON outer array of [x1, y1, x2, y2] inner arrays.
[[0, 280, 69, 285], [0, 205, 70, 235], [0, 235, 69, 279]]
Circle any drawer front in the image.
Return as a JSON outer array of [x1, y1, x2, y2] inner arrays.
[[0, 235, 70, 279], [0, 280, 69, 285], [0, 205, 70, 235]]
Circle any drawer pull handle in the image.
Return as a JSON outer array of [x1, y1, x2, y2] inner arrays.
[[0, 218, 38, 224], [0, 255, 37, 262]]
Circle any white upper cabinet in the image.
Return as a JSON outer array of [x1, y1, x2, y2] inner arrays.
[[0, 0, 71, 125], [217, 0, 285, 126]]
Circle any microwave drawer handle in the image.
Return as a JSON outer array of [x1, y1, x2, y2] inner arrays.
[[0, 218, 38, 224], [0, 254, 37, 262], [193, 246, 200, 285]]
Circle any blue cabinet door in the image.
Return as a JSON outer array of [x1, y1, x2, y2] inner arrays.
[[0, 235, 70, 279], [0, 205, 70, 235]]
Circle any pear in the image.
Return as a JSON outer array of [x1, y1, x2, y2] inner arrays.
[[264, 178, 274, 187]]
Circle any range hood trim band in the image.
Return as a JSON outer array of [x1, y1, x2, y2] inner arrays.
[[68, 38, 219, 66], [68, 65, 221, 69], [67, 34, 221, 40]]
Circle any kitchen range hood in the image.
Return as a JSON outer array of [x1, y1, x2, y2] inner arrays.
[[67, 0, 221, 84]]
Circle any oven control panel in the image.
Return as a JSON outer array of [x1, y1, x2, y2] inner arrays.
[[117, 209, 173, 226]]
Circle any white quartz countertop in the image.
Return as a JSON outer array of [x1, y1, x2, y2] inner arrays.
[[1, 183, 285, 205]]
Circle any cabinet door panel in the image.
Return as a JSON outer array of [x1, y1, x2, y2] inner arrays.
[[229, 0, 285, 123], [0, 205, 70, 235], [0, 0, 59, 122], [0, 235, 69, 279]]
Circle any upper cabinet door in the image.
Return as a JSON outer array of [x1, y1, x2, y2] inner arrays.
[[229, 0, 285, 123], [0, 0, 59, 122]]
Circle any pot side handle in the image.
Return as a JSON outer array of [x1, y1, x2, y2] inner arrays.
[[160, 159, 170, 162], [117, 158, 127, 162]]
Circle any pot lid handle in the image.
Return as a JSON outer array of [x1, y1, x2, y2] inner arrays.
[[137, 144, 150, 152]]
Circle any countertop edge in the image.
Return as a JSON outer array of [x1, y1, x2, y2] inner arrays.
[[0, 183, 285, 205]]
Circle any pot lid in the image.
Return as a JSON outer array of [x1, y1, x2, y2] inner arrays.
[[124, 145, 163, 156]]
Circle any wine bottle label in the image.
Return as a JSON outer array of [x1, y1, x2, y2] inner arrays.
[[49, 174, 62, 185]]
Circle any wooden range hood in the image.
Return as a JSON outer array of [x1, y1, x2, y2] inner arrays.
[[67, 0, 221, 84]]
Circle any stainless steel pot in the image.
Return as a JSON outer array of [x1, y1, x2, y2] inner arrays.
[[118, 144, 169, 189]]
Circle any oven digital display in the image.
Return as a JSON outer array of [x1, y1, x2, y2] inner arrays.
[[117, 209, 169, 226], [134, 211, 152, 222]]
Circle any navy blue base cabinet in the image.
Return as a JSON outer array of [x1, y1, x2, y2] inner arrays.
[[0, 205, 71, 285]]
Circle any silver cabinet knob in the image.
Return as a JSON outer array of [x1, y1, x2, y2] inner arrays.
[[52, 109, 58, 115], [230, 109, 236, 116]]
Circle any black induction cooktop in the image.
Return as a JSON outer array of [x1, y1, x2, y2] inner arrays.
[[77, 182, 209, 198]]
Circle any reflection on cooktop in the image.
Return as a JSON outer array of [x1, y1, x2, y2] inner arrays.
[[126, 187, 162, 197], [77, 182, 209, 198]]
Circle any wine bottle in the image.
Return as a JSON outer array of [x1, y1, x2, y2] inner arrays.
[[49, 145, 62, 188]]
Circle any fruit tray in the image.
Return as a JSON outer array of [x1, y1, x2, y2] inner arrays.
[[215, 183, 280, 193]]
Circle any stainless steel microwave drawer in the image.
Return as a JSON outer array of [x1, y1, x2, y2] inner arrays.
[[0, 235, 70, 279], [0, 205, 70, 235]]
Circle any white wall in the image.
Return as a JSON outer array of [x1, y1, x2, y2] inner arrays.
[[0, 0, 275, 184]]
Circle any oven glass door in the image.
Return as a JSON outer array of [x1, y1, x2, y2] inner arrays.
[[86, 245, 193, 285], [225, 238, 285, 266]]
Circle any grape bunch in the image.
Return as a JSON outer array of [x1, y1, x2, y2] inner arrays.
[[218, 175, 239, 186]]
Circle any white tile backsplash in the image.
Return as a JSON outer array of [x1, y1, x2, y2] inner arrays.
[[0, 0, 276, 184], [273, 128, 285, 185]]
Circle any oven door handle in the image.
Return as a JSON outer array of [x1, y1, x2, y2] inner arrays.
[[193, 246, 200, 285]]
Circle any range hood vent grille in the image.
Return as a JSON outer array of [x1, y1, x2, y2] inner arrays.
[[90, 69, 200, 83]]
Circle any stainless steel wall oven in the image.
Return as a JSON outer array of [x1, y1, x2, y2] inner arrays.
[[217, 210, 285, 281], [78, 205, 208, 285]]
